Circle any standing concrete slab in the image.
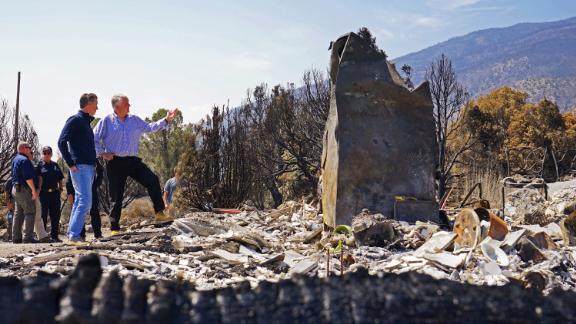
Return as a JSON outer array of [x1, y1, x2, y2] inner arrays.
[[321, 32, 438, 227]]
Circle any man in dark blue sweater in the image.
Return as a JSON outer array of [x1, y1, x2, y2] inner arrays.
[[57, 93, 98, 243]]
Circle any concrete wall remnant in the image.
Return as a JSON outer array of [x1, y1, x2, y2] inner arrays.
[[321, 32, 438, 227]]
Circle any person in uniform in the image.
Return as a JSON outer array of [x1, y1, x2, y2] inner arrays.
[[36, 146, 64, 242], [3, 178, 14, 240], [11, 142, 39, 243]]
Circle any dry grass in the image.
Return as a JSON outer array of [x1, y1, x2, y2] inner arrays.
[[0, 207, 7, 229], [457, 167, 504, 209], [120, 198, 155, 227]]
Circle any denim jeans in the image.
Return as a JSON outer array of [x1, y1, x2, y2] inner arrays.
[[68, 164, 95, 239]]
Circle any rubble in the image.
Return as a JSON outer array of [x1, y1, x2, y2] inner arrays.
[[1, 196, 576, 296], [505, 187, 548, 225], [516, 237, 547, 263], [351, 210, 395, 247]]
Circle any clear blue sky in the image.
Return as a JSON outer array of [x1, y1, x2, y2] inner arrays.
[[0, 0, 574, 153]]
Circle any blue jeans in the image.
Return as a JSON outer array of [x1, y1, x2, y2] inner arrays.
[[68, 164, 95, 239]]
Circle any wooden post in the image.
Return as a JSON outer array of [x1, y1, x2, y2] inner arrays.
[[14, 71, 21, 152]]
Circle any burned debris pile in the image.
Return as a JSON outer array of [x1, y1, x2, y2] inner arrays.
[[1, 189, 575, 296], [2, 253, 576, 323]]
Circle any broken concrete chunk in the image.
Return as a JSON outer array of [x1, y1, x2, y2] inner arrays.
[[415, 232, 456, 256], [453, 209, 481, 250], [238, 245, 268, 262], [543, 222, 563, 240], [516, 237, 547, 264], [500, 229, 528, 252], [258, 253, 285, 267], [424, 252, 466, 269], [352, 212, 395, 247], [289, 257, 318, 275], [420, 265, 450, 280], [170, 218, 226, 236], [283, 251, 306, 268], [210, 249, 249, 264], [527, 232, 558, 250], [414, 222, 439, 238]]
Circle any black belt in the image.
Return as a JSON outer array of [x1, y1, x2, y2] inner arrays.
[[113, 156, 138, 160], [43, 188, 59, 193]]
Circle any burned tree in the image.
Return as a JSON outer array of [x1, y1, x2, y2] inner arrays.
[[242, 69, 330, 206], [175, 69, 330, 210], [0, 99, 40, 182], [177, 106, 254, 210], [426, 54, 470, 200]]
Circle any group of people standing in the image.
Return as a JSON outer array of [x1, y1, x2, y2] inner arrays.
[[7, 93, 177, 244]]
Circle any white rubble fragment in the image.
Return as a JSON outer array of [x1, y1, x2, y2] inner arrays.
[[480, 241, 509, 267], [210, 249, 249, 264], [424, 252, 466, 269], [414, 232, 456, 256]]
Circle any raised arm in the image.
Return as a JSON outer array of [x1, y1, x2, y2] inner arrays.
[[135, 115, 168, 133]]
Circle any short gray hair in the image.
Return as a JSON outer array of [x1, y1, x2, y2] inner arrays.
[[111, 94, 128, 108], [17, 141, 31, 151]]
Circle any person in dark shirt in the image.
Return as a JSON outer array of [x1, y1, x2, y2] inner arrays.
[[3, 178, 14, 240], [57, 93, 98, 243], [36, 146, 64, 242], [66, 160, 103, 239], [11, 142, 39, 243]]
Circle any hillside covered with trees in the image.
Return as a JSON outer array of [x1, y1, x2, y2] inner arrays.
[[394, 16, 576, 111]]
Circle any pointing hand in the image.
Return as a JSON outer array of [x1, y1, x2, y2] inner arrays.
[[166, 109, 178, 123]]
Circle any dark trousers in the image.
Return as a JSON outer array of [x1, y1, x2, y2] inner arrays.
[[107, 157, 164, 230], [79, 184, 102, 238], [40, 191, 61, 239]]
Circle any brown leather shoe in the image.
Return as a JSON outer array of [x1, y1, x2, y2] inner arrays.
[[154, 211, 173, 222]]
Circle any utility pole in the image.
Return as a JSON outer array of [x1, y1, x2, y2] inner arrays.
[[14, 71, 21, 152]]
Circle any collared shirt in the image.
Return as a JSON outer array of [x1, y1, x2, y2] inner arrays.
[[58, 110, 96, 167], [36, 160, 64, 192], [163, 177, 178, 203], [93, 114, 167, 157], [11, 153, 36, 186]]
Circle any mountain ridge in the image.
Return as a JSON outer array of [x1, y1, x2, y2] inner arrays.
[[393, 16, 576, 110]]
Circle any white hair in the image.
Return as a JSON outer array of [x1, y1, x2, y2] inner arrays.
[[111, 94, 128, 108]]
